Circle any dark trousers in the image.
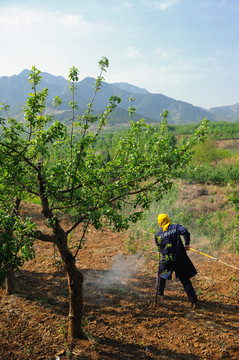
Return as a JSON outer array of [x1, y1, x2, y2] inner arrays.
[[157, 276, 198, 303]]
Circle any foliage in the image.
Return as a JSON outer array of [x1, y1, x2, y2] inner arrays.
[[125, 182, 239, 254], [0, 137, 36, 285], [195, 211, 231, 250], [228, 191, 239, 253], [181, 163, 239, 185], [192, 140, 230, 164], [87, 119, 239, 167], [208, 121, 239, 140], [124, 184, 194, 253], [0, 208, 35, 285], [167, 121, 239, 140], [176, 135, 239, 185]]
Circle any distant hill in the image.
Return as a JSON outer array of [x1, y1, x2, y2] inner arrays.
[[0, 69, 68, 106], [209, 103, 239, 116], [112, 82, 149, 95], [0, 70, 238, 125]]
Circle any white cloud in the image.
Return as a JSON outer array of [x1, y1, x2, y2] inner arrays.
[[112, 1, 134, 12], [200, 0, 239, 10], [121, 1, 134, 8], [154, 0, 179, 11], [124, 46, 142, 58], [155, 48, 170, 59], [155, 47, 184, 59], [0, 5, 114, 35]]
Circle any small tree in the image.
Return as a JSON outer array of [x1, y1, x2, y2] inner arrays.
[[0, 206, 35, 293], [0, 144, 35, 293], [228, 191, 239, 253], [0, 58, 209, 340], [192, 139, 229, 165]]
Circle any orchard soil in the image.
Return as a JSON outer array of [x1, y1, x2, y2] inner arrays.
[[1, 195, 239, 360]]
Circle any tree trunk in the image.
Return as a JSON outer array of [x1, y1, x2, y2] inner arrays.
[[66, 255, 85, 341], [67, 263, 85, 341], [37, 164, 86, 340], [5, 268, 16, 295], [58, 242, 85, 341]]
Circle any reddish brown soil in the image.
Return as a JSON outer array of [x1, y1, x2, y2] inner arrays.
[[0, 204, 239, 360]]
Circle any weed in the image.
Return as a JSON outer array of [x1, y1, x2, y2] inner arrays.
[[117, 287, 127, 294], [25, 345, 33, 354], [124, 236, 138, 254], [232, 287, 238, 297], [60, 288, 68, 296], [38, 298, 48, 305], [131, 292, 140, 299], [58, 322, 67, 335], [82, 316, 88, 329], [66, 350, 73, 358], [220, 342, 226, 350]]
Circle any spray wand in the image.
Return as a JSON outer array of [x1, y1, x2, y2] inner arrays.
[[190, 247, 239, 271], [142, 248, 239, 271]]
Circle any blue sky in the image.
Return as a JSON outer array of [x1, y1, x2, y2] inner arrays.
[[0, 0, 238, 108]]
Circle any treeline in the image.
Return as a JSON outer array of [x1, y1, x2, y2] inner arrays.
[[94, 120, 239, 186], [95, 120, 239, 152], [168, 120, 239, 139], [181, 163, 239, 185]]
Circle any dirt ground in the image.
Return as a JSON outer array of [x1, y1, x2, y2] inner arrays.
[[0, 203, 239, 360]]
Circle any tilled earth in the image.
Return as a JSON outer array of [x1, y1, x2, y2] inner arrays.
[[0, 207, 239, 360]]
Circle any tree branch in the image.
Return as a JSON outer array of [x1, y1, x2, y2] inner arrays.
[[33, 230, 55, 243], [66, 215, 88, 235], [0, 141, 39, 171]]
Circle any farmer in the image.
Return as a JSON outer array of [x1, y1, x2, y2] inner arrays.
[[155, 214, 198, 309]]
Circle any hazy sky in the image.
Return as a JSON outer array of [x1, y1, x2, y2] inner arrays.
[[0, 0, 238, 108]]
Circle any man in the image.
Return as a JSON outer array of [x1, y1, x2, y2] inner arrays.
[[155, 214, 198, 308]]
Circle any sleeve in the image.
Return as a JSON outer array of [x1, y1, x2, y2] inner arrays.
[[178, 224, 190, 245]]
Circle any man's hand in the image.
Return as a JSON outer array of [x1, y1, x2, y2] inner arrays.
[[185, 245, 190, 251]]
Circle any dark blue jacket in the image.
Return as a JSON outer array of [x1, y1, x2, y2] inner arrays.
[[155, 224, 197, 280]]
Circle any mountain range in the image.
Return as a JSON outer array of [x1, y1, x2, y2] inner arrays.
[[0, 69, 238, 126]]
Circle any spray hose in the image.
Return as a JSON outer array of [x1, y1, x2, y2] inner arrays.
[[190, 248, 239, 271], [143, 249, 239, 271]]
